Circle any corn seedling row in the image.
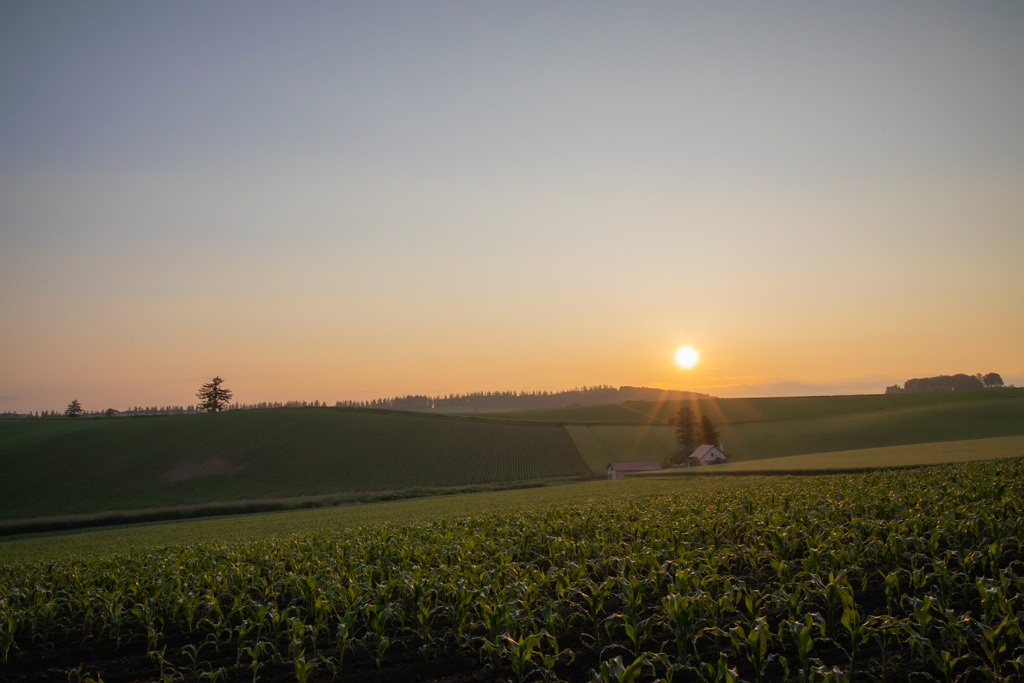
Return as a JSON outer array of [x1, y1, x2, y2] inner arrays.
[[2, 460, 1023, 681]]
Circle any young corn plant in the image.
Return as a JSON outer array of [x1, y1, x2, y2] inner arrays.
[[292, 651, 317, 683], [813, 570, 852, 639], [865, 614, 900, 683], [481, 601, 514, 649], [662, 592, 701, 660], [774, 582, 805, 622], [199, 667, 228, 683], [591, 653, 651, 683], [927, 645, 972, 683], [66, 666, 106, 683], [0, 612, 16, 663], [730, 616, 775, 683], [812, 662, 849, 683], [332, 610, 356, 673], [579, 579, 613, 646], [364, 604, 396, 668], [536, 632, 572, 683], [650, 651, 695, 683], [976, 614, 1015, 678], [243, 640, 271, 683], [617, 577, 646, 620], [621, 614, 656, 656], [739, 585, 766, 629], [839, 596, 868, 681], [482, 632, 544, 683], [180, 642, 208, 679], [699, 653, 739, 683], [146, 646, 176, 681], [785, 613, 826, 683]]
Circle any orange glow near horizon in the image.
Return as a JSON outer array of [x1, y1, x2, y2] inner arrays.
[[1, 5, 1022, 413]]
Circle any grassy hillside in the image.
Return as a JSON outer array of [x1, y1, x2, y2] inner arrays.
[[4, 390, 1021, 524], [492, 388, 1024, 425], [0, 408, 588, 520], [717, 392, 1024, 460], [567, 425, 678, 473], [568, 390, 1024, 472], [476, 402, 668, 424], [0, 474, 757, 565], [680, 434, 1024, 473]]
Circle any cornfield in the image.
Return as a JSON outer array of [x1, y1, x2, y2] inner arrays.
[[2, 459, 1023, 682]]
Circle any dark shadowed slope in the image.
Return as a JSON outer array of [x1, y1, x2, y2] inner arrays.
[[0, 408, 587, 520]]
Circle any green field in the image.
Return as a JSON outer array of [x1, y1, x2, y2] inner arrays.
[[0, 475, 744, 565], [567, 424, 678, 472], [2, 460, 1023, 681], [3, 391, 1024, 680], [16, 434, 1018, 565], [3, 389, 1022, 527], [565, 390, 1024, 472], [492, 388, 1024, 425], [639, 434, 1024, 475], [478, 402, 672, 424], [0, 408, 587, 521]]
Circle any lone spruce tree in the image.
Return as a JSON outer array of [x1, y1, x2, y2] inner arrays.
[[64, 399, 83, 417], [196, 376, 233, 413], [674, 405, 698, 462]]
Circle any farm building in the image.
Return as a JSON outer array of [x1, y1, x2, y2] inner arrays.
[[688, 444, 727, 466], [607, 461, 662, 480]]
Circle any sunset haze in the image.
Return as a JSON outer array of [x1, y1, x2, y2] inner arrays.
[[2, 2, 1022, 413]]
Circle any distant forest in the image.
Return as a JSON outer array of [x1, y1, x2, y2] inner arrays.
[[2, 400, 332, 419], [886, 372, 1006, 394], [337, 385, 709, 413], [3, 387, 704, 419]]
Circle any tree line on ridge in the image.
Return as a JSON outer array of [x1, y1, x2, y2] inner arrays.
[[885, 372, 1006, 394]]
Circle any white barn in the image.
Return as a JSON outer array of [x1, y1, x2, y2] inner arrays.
[[688, 444, 727, 466], [606, 461, 662, 480]]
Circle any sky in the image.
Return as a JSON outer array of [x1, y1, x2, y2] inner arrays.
[[2, 2, 1022, 412]]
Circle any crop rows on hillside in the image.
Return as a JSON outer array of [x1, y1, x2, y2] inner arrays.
[[568, 425, 677, 474], [634, 389, 1024, 428], [563, 393, 1024, 466], [0, 410, 589, 519], [2, 459, 1023, 682], [316, 417, 586, 491], [500, 389, 1024, 431]]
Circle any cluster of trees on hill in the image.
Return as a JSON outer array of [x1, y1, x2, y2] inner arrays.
[[672, 404, 721, 465], [5, 405, 202, 419], [336, 385, 709, 413], [123, 405, 194, 415], [234, 400, 330, 409], [121, 399, 332, 414], [4, 401, 337, 419], [886, 372, 1005, 394], [6, 380, 709, 419]]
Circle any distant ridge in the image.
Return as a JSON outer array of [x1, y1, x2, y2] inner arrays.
[[2, 386, 709, 419], [337, 385, 709, 413]]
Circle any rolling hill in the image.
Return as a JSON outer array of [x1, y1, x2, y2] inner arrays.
[[556, 389, 1024, 471], [2, 389, 1021, 529], [0, 408, 587, 523]]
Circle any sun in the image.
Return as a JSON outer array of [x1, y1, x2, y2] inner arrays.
[[674, 346, 699, 369]]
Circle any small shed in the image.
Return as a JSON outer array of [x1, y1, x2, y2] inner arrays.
[[607, 460, 662, 480], [688, 444, 727, 466]]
